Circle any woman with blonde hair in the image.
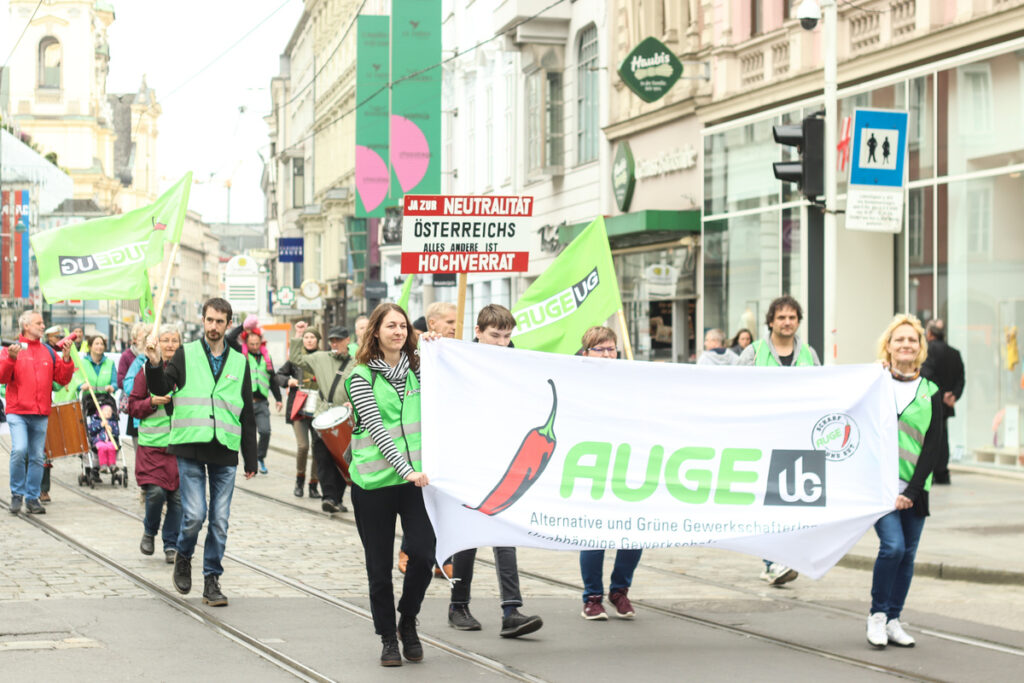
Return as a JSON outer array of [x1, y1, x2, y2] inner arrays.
[[866, 313, 943, 649]]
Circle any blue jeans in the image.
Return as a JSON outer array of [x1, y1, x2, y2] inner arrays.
[[870, 508, 926, 619], [143, 484, 183, 553], [176, 458, 236, 576], [580, 549, 642, 602], [8, 414, 49, 500]]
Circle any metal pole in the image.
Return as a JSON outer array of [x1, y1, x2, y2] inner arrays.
[[823, 0, 838, 365]]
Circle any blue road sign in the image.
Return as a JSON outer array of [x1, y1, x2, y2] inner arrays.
[[849, 108, 909, 188]]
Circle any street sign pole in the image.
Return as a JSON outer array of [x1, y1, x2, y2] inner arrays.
[[823, 0, 838, 365]]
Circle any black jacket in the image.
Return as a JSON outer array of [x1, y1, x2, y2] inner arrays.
[[921, 339, 965, 418], [145, 341, 258, 473]]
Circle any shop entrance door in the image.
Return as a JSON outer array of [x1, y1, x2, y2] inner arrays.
[[624, 296, 697, 363]]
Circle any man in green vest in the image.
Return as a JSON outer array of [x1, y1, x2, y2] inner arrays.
[[245, 329, 283, 475], [737, 295, 821, 587], [144, 297, 257, 607]]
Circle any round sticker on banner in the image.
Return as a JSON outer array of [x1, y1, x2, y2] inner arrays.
[[811, 413, 860, 461]]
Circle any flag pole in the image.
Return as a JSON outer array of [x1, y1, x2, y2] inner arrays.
[[617, 308, 634, 361], [150, 241, 180, 334], [454, 272, 467, 339]]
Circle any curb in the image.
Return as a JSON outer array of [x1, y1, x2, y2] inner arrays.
[[838, 553, 1024, 586]]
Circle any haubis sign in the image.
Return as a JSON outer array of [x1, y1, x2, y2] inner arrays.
[[618, 36, 683, 103], [401, 195, 534, 274]]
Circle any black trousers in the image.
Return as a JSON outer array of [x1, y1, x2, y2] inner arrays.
[[933, 416, 951, 483], [311, 436, 347, 504], [351, 482, 436, 636]]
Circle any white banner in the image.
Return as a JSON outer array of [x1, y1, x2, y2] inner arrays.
[[421, 340, 898, 579]]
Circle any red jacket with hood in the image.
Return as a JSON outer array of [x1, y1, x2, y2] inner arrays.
[[0, 336, 76, 415]]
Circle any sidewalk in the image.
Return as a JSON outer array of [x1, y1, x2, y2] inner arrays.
[[229, 412, 1024, 587]]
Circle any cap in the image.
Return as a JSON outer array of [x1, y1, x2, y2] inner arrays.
[[44, 325, 61, 336], [327, 326, 350, 340]]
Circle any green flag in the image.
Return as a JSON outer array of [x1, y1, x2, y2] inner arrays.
[[31, 173, 192, 302], [396, 275, 414, 311], [511, 216, 622, 354], [139, 277, 155, 323]]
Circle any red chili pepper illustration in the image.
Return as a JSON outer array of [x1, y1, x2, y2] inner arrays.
[[841, 424, 851, 448], [465, 380, 557, 516]]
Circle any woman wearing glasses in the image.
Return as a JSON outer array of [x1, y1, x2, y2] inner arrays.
[[577, 326, 640, 621]]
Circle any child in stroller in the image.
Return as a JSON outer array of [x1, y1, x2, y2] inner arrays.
[[81, 393, 124, 486]]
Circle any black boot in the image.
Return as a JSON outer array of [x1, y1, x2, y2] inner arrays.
[[380, 635, 402, 667], [90, 467, 102, 483], [202, 575, 228, 607], [294, 476, 304, 497], [398, 614, 423, 662], [173, 552, 192, 594], [308, 481, 321, 499]]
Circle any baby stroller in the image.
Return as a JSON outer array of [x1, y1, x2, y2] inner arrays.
[[78, 391, 128, 488]]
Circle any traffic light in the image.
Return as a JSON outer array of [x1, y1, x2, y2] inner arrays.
[[772, 113, 824, 199]]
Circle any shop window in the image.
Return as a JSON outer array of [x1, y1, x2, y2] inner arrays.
[[908, 190, 924, 263], [965, 182, 992, 256], [576, 25, 599, 164], [38, 37, 61, 89]]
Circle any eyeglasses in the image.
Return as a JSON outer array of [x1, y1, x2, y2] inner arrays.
[[588, 346, 617, 355]]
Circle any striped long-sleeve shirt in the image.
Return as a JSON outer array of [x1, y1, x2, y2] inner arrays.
[[347, 353, 420, 480]]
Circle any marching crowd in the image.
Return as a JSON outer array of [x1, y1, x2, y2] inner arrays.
[[3, 292, 964, 665]]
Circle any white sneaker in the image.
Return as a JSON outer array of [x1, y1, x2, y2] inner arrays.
[[886, 618, 915, 647], [866, 612, 888, 648], [760, 563, 799, 586]]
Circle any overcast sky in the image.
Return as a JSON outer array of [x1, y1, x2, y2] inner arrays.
[[3, 0, 304, 224]]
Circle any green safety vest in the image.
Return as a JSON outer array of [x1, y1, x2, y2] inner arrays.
[[347, 342, 359, 358], [247, 353, 271, 398], [52, 380, 77, 403], [79, 353, 115, 392], [169, 341, 247, 452], [138, 394, 173, 448], [345, 364, 422, 490], [897, 377, 938, 492], [752, 338, 815, 367]]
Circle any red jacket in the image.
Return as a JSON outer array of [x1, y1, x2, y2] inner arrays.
[[0, 335, 76, 415]]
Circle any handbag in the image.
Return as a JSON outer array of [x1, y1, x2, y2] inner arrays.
[[290, 389, 309, 421]]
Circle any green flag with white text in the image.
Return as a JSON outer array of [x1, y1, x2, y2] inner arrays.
[[30, 173, 192, 302], [511, 216, 621, 354]]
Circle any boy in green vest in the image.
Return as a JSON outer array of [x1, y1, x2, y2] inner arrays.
[[736, 295, 820, 586], [144, 297, 257, 607]]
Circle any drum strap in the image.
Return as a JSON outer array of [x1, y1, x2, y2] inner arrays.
[[323, 357, 354, 405]]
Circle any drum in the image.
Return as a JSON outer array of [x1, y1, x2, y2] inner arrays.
[[300, 391, 320, 417], [312, 405, 353, 483], [44, 400, 91, 460]]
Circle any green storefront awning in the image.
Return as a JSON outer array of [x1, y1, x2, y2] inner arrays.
[[559, 210, 700, 249]]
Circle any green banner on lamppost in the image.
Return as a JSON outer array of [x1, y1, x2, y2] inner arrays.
[[390, 0, 441, 201], [355, 15, 390, 217]]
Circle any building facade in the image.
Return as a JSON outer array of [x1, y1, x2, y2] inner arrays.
[[696, 0, 1024, 471]]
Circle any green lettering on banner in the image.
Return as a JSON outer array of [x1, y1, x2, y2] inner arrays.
[[664, 446, 714, 504], [560, 441, 612, 499], [355, 15, 391, 217], [390, 0, 441, 201], [611, 444, 662, 502], [714, 448, 761, 505]]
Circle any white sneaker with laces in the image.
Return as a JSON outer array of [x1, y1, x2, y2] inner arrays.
[[886, 618, 915, 647], [866, 612, 888, 648], [760, 563, 798, 586]]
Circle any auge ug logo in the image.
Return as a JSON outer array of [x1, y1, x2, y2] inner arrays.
[[811, 413, 860, 462]]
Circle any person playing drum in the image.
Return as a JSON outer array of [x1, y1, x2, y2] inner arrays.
[[290, 322, 357, 513]]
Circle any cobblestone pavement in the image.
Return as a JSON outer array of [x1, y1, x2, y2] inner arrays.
[[4, 415, 1024, 652]]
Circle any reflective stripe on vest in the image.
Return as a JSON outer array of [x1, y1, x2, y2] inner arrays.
[[80, 354, 115, 391], [345, 364, 422, 490], [897, 377, 937, 492], [248, 354, 270, 398], [752, 338, 814, 367], [169, 341, 246, 451], [138, 398, 172, 448]]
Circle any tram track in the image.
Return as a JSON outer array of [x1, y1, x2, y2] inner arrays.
[[11, 442, 1021, 682]]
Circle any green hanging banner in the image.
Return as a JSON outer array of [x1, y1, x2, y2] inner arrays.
[[612, 142, 636, 212], [618, 36, 683, 103], [355, 15, 391, 217], [390, 0, 442, 201]]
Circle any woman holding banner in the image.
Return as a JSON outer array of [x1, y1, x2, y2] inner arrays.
[[866, 314, 942, 649], [577, 326, 642, 621], [344, 303, 435, 667]]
